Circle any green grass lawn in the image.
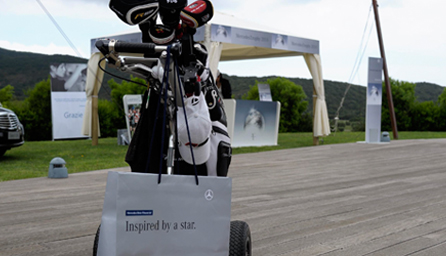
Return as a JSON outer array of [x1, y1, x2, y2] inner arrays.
[[1, 132, 445, 182], [0, 138, 129, 182]]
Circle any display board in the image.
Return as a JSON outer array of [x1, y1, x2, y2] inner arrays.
[[365, 57, 383, 143], [230, 100, 280, 148], [50, 63, 88, 140], [258, 84, 272, 102], [123, 94, 143, 143]]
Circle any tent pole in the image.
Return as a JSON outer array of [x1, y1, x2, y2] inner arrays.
[[313, 87, 319, 146], [92, 95, 99, 146], [372, 0, 399, 139]]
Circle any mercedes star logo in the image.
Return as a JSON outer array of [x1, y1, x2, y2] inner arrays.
[[204, 189, 214, 201]]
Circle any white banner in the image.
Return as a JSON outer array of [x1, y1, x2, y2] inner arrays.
[[366, 57, 383, 143], [210, 24, 319, 54], [50, 63, 88, 140]]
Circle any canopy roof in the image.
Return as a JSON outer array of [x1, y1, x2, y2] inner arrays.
[[85, 11, 330, 142], [198, 12, 320, 61], [91, 11, 320, 60]]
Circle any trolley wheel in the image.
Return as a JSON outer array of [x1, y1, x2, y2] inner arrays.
[[229, 220, 251, 256], [93, 224, 100, 256]]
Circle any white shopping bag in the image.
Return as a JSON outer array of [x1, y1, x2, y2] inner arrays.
[[97, 172, 232, 256]]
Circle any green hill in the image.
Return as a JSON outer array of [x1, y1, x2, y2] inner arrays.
[[414, 82, 445, 102], [227, 75, 367, 120], [0, 47, 124, 100], [0, 47, 444, 121], [0, 47, 87, 99]]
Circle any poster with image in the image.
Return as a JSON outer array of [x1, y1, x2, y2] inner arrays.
[[365, 57, 383, 143], [50, 63, 88, 140], [211, 24, 232, 43], [231, 100, 280, 147], [123, 95, 143, 143], [50, 63, 87, 92], [272, 34, 288, 50], [258, 84, 272, 102]]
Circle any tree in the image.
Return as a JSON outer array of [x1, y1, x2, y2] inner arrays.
[[243, 77, 310, 132], [436, 88, 446, 130], [337, 122, 346, 132], [15, 79, 52, 141], [98, 77, 148, 137], [438, 87, 446, 108], [381, 78, 416, 131], [351, 118, 365, 132], [98, 99, 122, 138], [108, 76, 147, 108], [0, 85, 14, 107], [410, 101, 440, 131]]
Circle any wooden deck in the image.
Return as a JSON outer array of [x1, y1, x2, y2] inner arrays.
[[1, 139, 446, 255]]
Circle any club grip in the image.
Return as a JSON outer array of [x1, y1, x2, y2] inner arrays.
[[114, 41, 157, 54], [95, 40, 157, 55]]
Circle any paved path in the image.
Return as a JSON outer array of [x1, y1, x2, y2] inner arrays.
[[1, 139, 446, 255]]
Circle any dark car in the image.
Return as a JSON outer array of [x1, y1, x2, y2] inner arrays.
[[0, 106, 25, 158]]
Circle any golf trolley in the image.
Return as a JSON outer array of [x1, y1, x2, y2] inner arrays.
[[92, 31, 251, 256]]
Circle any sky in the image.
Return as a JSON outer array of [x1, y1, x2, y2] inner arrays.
[[1, 0, 445, 87]]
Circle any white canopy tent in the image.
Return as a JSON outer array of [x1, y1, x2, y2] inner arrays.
[[83, 11, 330, 145]]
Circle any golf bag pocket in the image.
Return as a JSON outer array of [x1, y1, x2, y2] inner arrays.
[[126, 90, 169, 174], [217, 141, 231, 177], [206, 121, 231, 177]]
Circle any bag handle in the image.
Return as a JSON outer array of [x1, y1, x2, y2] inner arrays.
[[176, 57, 200, 186], [156, 45, 171, 184], [148, 46, 200, 186], [144, 57, 166, 176], [144, 46, 175, 184]]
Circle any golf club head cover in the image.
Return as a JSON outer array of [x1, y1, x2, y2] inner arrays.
[[180, 0, 214, 28], [149, 24, 176, 45], [109, 0, 159, 25], [194, 43, 208, 66], [138, 13, 158, 43], [158, 0, 188, 28]]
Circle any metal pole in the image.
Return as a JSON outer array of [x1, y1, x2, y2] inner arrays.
[[313, 87, 319, 145], [92, 95, 99, 146], [372, 0, 399, 139]]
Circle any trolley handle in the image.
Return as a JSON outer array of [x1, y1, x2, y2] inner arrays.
[[95, 39, 181, 57]]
